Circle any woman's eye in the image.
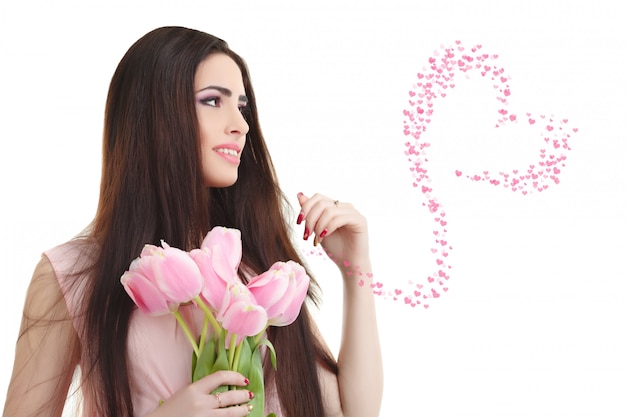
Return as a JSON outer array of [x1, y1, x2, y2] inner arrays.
[[200, 97, 220, 107]]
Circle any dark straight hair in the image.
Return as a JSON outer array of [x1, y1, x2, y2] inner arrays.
[[84, 26, 337, 417]]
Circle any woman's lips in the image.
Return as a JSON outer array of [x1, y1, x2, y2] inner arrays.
[[213, 145, 241, 164]]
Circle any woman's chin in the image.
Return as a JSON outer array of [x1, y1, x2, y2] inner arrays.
[[204, 175, 239, 188]]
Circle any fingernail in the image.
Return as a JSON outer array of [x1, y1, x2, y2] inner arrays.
[[303, 228, 310, 240], [249, 391, 254, 399], [243, 377, 250, 385], [297, 212, 304, 225], [297, 192, 303, 197], [319, 229, 328, 238]]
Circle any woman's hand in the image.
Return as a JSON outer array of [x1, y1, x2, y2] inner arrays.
[[297, 192, 383, 417], [296, 192, 370, 270], [146, 370, 253, 417]]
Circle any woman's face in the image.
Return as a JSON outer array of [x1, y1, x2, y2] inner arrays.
[[194, 53, 249, 187]]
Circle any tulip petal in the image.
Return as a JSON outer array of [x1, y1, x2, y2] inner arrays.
[[191, 248, 229, 310], [153, 246, 203, 303], [211, 244, 238, 282], [248, 268, 290, 309], [247, 261, 310, 327], [217, 282, 268, 342], [269, 279, 308, 326], [201, 227, 242, 270], [121, 271, 173, 316], [140, 244, 162, 258], [221, 301, 268, 338]]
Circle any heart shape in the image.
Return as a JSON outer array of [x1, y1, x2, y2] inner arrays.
[[303, 41, 577, 310], [397, 40, 578, 309]]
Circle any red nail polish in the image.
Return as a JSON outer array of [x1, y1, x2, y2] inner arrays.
[[303, 228, 310, 240], [297, 212, 304, 225], [249, 391, 255, 399], [244, 378, 250, 385], [319, 229, 328, 238]]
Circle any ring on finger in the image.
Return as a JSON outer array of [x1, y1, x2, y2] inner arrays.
[[214, 392, 222, 408]]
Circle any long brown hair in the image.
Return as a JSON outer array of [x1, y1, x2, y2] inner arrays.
[[84, 26, 337, 417]]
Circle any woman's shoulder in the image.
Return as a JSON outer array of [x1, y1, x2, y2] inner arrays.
[[44, 237, 99, 281], [19, 244, 84, 338], [24, 255, 72, 322], [45, 236, 98, 266], [42, 237, 99, 324]]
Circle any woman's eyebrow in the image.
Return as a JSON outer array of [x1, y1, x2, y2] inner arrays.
[[197, 85, 248, 103]]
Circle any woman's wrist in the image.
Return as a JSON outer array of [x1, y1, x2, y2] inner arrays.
[[337, 256, 372, 278]]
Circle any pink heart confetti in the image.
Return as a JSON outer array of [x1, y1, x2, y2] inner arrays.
[[303, 40, 577, 311], [398, 40, 577, 309]]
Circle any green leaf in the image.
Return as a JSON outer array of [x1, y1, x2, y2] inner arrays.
[[192, 336, 216, 382], [246, 347, 266, 417], [255, 338, 277, 370], [210, 329, 230, 374], [235, 337, 253, 376]]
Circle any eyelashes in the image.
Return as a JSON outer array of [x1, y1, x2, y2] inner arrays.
[[198, 96, 248, 114], [198, 96, 220, 107]]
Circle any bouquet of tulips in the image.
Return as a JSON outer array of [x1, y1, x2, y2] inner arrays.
[[120, 226, 310, 417]]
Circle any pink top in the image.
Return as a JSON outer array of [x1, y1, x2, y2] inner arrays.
[[45, 239, 284, 417]]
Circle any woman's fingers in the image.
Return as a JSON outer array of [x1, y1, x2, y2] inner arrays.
[[195, 370, 250, 394], [297, 192, 362, 242], [297, 192, 370, 268], [196, 371, 254, 413], [214, 404, 255, 416], [211, 388, 254, 409], [297, 193, 341, 242], [147, 371, 254, 417]]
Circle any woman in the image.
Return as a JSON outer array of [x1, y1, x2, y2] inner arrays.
[[3, 26, 382, 417]]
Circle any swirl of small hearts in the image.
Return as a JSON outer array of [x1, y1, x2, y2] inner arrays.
[[303, 41, 578, 309], [400, 40, 578, 309]]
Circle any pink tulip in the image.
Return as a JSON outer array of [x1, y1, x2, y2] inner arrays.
[[191, 227, 243, 310], [200, 226, 242, 274], [148, 241, 204, 303], [190, 247, 231, 311], [247, 261, 310, 326], [121, 241, 203, 315], [217, 282, 268, 347], [121, 257, 175, 316]]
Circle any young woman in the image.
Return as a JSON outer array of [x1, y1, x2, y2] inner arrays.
[[3, 26, 383, 417]]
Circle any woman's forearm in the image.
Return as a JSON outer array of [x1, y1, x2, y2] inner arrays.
[[336, 258, 383, 417]]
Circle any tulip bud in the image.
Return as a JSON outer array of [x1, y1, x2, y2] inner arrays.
[[247, 261, 310, 326], [218, 282, 268, 347]]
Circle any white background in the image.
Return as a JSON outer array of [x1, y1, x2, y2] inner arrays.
[[1, 1, 625, 416]]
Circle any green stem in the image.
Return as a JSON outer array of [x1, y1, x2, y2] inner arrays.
[[194, 296, 222, 335], [232, 339, 243, 373], [228, 332, 238, 369], [254, 324, 269, 346], [173, 310, 199, 357], [198, 315, 209, 353]]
